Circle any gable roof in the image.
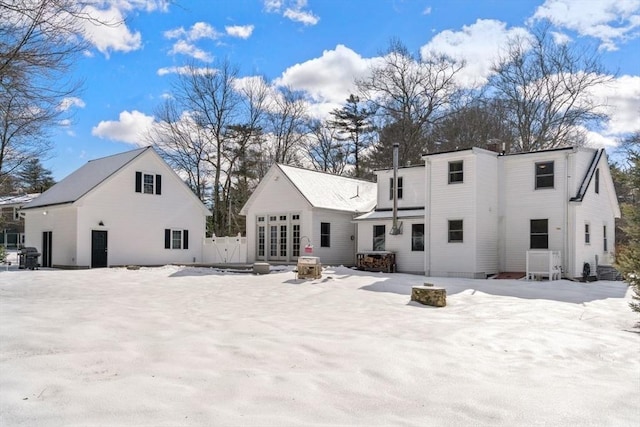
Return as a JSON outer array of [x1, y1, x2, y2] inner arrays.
[[570, 148, 603, 202], [22, 147, 149, 210], [277, 164, 377, 212]]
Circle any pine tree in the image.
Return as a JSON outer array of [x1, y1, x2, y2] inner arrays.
[[327, 94, 375, 178], [613, 134, 640, 313], [16, 158, 55, 193]]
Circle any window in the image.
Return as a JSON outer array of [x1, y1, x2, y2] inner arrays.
[[411, 224, 424, 251], [320, 222, 330, 247], [292, 214, 300, 220], [135, 172, 162, 195], [258, 216, 265, 222], [258, 226, 265, 257], [280, 215, 287, 221], [292, 224, 300, 257], [535, 161, 554, 189], [585, 223, 590, 244], [164, 229, 188, 249], [373, 225, 385, 251], [270, 226, 277, 257], [603, 225, 608, 252], [530, 219, 549, 249], [280, 225, 287, 256], [389, 177, 403, 200], [448, 220, 463, 243], [448, 161, 463, 184], [595, 168, 600, 194]]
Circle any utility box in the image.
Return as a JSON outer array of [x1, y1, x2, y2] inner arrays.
[[297, 256, 321, 280]]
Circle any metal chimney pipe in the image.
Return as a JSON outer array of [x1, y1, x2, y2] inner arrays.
[[392, 142, 399, 234]]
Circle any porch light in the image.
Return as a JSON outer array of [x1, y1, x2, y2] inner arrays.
[[99, 221, 104, 226]]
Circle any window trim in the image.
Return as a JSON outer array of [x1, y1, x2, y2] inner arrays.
[[585, 223, 591, 245], [448, 160, 464, 184], [164, 229, 189, 250], [411, 223, 424, 251], [535, 161, 554, 189], [389, 177, 403, 200], [320, 222, 330, 247], [448, 219, 463, 243], [530, 219, 549, 249], [373, 225, 386, 251]]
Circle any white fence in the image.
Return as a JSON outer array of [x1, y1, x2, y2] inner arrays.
[[526, 250, 562, 280], [203, 234, 247, 264]]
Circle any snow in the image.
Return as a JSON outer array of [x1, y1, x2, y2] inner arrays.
[[1, 261, 638, 426]]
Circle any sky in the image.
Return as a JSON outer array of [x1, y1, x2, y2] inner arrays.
[[1, 262, 638, 425], [46, 0, 640, 180]]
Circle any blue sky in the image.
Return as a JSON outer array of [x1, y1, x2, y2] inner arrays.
[[48, 0, 640, 180]]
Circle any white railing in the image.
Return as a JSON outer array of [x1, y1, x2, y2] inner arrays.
[[526, 250, 562, 280], [203, 233, 247, 264]]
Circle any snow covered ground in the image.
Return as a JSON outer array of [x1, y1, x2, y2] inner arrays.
[[1, 260, 638, 426]]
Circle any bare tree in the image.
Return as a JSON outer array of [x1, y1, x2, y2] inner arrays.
[[0, 0, 112, 183], [266, 86, 309, 165], [489, 23, 613, 152], [356, 40, 465, 167], [307, 119, 348, 175]]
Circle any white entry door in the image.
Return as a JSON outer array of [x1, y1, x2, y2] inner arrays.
[[268, 215, 288, 261]]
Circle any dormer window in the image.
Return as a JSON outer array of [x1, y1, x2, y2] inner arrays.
[[535, 161, 554, 189]]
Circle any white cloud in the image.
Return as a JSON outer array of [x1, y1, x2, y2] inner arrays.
[[157, 66, 217, 76], [423, 6, 432, 15], [92, 110, 156, 145], [80, 5, 142, 56], [275, 44, 373, 105], [591, 74, 640, 136], [164, 22, 222, 41], [551, 31, 572, 45], [420, 19, 531, 88], [265, 0, 320, 26], [58, 97, 86, 111], [283, 8, 319, 25], [169, 40, 213, 62], [226, 25, 255, 39], [530, 0, 640, 51]]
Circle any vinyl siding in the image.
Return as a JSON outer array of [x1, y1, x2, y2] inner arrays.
[[76, 151, 207, 267], [24, 205, 78, 267], [428, 152, 478, 276], [474, 152, 499, 275], [311, 210, 357, 266], [375, 166, 425, 210], [501, 151, 568, 272]]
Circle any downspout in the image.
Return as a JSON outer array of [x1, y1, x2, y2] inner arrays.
[[564, 151, 570, 278], [426, 158, 432, 276], [391, 142, 400, 234]]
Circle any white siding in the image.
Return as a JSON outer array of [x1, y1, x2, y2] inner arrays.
[[571, 152, 618, 277], [427, 152, 478, 277], [501, 150, 569, 272], [76, 151, 208, 267], [375, 166, 425, 210], [474, 152, 499, 275], [311, 210, 357, 266], [243, 167, 313, 263], [24, 205, 78, 267]]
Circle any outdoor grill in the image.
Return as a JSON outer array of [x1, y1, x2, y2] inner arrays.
[[18, 247, 41, 270]]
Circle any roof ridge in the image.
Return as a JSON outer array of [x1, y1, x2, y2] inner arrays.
[[276, 163, 375, 184]]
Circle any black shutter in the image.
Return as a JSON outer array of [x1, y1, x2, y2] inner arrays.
[[155, 174, 162, 195], [183, 230, 189, 250], [135, 172, 142, 193], [164, 229, 171, 249]]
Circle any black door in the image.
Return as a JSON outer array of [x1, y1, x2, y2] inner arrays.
[[91, 230, 108, 268], [42, 231, 52, 268]]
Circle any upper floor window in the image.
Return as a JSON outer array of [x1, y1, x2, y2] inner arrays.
[[530, 219, 548, 249], [135, 172, 162, 195], [389, 177, 403, 200], [448, 161, 463, 184], [535, 161, 554, 189], [603, 225, 608, 252], [595, 168, 600, 194], [320, 222, 330, 247]]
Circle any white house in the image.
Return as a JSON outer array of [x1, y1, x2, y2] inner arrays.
[[355, 146, 620, 279], [240, 164, 376, 266], [0, 193, 39, 249], [21, 147, 211, 268]]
